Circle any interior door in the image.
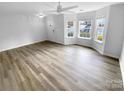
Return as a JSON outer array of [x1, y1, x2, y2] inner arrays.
[[47, 14, 64, 44], [48, 24, 55, 42]]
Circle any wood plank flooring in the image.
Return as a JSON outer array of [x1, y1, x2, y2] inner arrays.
[[0, 41, 123, 91]]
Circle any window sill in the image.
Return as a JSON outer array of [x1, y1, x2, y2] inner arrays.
[[78, 37, 91, 40], [66, 37, 75, 38], [95, 40, 103, 44]]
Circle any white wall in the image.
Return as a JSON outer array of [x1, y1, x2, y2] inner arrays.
[[0, 13, 47, 52], [76, 11, 96, 47], [104, 4, 124, 58]]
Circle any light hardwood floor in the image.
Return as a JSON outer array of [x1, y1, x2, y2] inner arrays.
[[0, 41, 123, 91]]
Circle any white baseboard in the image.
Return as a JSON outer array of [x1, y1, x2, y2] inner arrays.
[[119, 60, 124, 86], [92, 46, 104, 55], [104, 52, 119, 59], [47, 40, 65, 45], [0, 39, 47, 53]]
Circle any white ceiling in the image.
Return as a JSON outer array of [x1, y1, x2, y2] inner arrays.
[[0, 2, 118, 15]]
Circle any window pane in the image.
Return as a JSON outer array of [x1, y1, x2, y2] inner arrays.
[[67, 21, 75, 38], [79, 20, 92, 38], [95, 18, 105, 43]]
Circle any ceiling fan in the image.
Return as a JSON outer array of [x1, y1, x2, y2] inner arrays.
[[44, 2, 78, 14]]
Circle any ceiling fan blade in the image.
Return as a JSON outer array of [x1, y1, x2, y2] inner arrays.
[[43, 10, 57, 15], [43, 11, 58, 15], [62, 5, 78, 11], [61, 11, 75, 14], [43, 10, 57, 13], [64, 10, 75, 13]]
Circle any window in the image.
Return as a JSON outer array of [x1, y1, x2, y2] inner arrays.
[[79, 20, 92, 39], [95, 18, 105, 43], [66, 21, 75, 38]]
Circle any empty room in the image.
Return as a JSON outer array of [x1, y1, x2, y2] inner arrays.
[[0, 0, 124, 91]]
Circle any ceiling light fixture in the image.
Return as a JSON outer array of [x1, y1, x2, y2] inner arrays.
[[36, 13, 45, 18]]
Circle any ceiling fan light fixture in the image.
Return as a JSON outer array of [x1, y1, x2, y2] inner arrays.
[[39, 15, 44, 18], [36, 13, 45, 18]]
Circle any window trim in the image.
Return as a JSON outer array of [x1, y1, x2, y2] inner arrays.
[[66, 20, 76, 38]]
